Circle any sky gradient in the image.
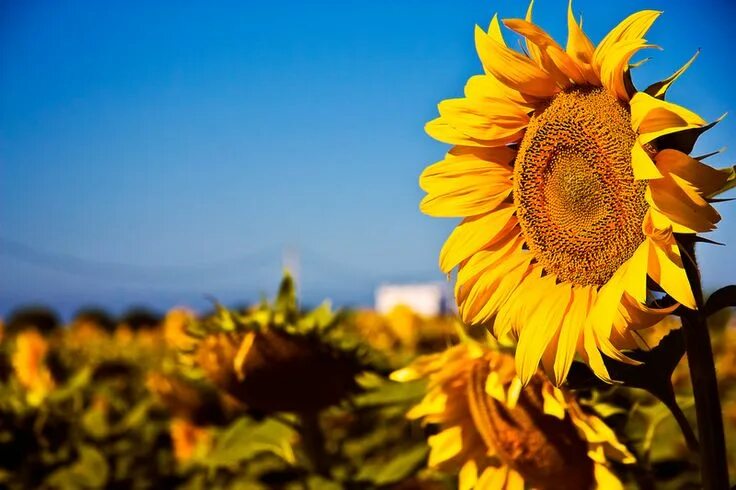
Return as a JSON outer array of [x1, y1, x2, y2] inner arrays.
[[2, 0, 735, 317]]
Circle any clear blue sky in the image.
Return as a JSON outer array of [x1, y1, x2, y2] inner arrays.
[[1, 0, 735, 317]]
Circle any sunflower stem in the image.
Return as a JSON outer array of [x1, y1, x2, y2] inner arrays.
[[299, 410, 330, 478], [678, 238, 730, 490], [652, 382, 699, 455]]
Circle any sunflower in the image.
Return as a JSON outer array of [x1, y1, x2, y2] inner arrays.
[[169, 417, 213, 463], [420, 2, 735, 385], [392, 342, 634, 489], [11, 329, 55, 404]]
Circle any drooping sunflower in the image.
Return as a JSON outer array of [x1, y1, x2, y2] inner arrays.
[[392, 342, 634, 489], [420, 2, 735, 384]]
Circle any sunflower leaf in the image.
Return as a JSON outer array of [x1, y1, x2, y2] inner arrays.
[[704, 285, 736, 317], [566, 329, 685, 392]]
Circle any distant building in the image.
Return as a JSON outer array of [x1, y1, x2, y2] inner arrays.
[[375, 282, 453, 316]]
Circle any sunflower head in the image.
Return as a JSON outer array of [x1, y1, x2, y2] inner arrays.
[[420, 2, 734, 385], [163, 307, 197, 352], [187, 274, 371, 413], [147, 371, 234, 426], [11, 329, 55, 403], [392, 342, 634, 489], [170, 417, 212, 463]]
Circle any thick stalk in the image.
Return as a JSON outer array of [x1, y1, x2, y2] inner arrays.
[[679, 239, 730, 489], [299, 410, 330, 477]]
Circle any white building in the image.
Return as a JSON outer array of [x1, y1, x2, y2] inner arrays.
[[374, 282, 453, 316]]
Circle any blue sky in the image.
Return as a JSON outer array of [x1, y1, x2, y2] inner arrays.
[[1, 0, 735, 317]]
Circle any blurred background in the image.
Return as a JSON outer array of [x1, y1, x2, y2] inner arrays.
[[2, 0, 735, 318]]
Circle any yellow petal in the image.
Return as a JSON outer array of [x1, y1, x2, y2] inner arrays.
[[515, 279, 572, 386], [439, 207, 518, 272], [594, 327, 642, 366], [630, 92, 706, 144], [452, 221, 523, 280], [618, 292, 678, 332], [622, 241, 649, 304], [425, 117, 487, 147], [485, 370, 506, 403], [552, 286, 592, 386], [459, 461, 479, 490], [599, 39, 654, 101], [494, 265, 543, 339], [476, 466, 509, 490], [427, 427, 463, 466], [566, 1, 599, 85], [593, 10, 661, 72], [464, 76, 538, 112], [542, 383, 567, 419], [631, 141, 663, 179], [655, 149, 731, 197], [523, 0, 542, 66], [646, 175, 721, 233], [425, 117, 521, 147], [593, 464, 624, 490], [566, 1, 594, 63], [642, 224, 697, 309], [474, 25, 559, 98], [457, 243, 531, 325], [407, 389, 448, 420], [503, 18, 585, 86], [580, 322, 613, 383], [420, 152, 512, 194], [488, 13, 504, 43], [588, 263, 629, 340], [461, 252, 532, 327], [420, 188, 510, 218], [505, 469, 525, 490], [645, 50, 699, 99], [507, 376, 523, 409], [419, 148, 513, 219], [437, 96, 530, 143]]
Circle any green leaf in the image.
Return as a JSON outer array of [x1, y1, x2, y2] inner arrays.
[[355, 444, 428, 486], [46, 367, 92, 403], [352, 377, 426, 408], [204, 417, 297, 469], [45, 445, 109, 489]]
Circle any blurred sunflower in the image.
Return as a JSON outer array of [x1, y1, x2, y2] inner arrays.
[[392, 343, 634, 489], [421, 2, 734, 384], [11, 329, 55, 403], [187, 275, 368, 414], [170, 418, 213, 463]]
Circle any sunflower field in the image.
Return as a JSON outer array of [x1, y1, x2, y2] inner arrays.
[[0, 274, 734, 489], [4, 2, 736, 489]]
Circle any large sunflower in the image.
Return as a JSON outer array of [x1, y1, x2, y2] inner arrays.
[[420, 2, 734, 385], [392, 342, 634, 489]]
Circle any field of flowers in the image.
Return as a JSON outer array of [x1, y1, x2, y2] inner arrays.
[[0, 275, 734, 489]]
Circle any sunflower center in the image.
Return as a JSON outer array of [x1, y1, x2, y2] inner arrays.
[[514, 87, 648, 286]]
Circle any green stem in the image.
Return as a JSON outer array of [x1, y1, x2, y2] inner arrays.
[[678, 238, 730, 489], [652, 383, 699, 455], [299, 410, 330, 477]]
